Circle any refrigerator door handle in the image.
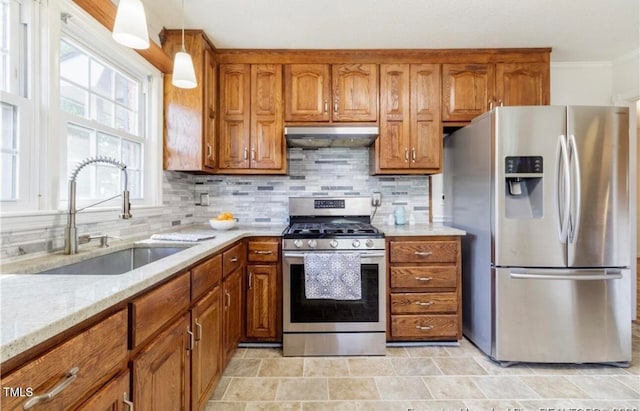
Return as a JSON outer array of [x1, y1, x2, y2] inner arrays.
[[509, 268, 622, 281], [568, 134, 582, 243], [555, 135, 571, 241]]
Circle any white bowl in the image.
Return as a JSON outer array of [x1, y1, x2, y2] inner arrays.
[[209, 219, 236, 231]]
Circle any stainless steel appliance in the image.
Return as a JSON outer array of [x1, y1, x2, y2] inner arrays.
[[444, 106, 631, 365], [282, 196, 386, 356]]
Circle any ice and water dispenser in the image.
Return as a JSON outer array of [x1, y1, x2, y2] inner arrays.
[[504, 156, 543, 218]]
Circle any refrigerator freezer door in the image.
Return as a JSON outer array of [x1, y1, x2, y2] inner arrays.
[[494, 106, 568, 267], [567, 106, 630, 267], [494, 267, 631, 364]]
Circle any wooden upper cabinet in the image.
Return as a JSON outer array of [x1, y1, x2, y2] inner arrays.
[[219, 63, 285, 173], [374, 63, 441, 174], [496, 62, 549, 106], [284, 63, 378, 123], [163, 30, 217, 172], [442, 63, 495, 122], [284, 64, 331, 122]]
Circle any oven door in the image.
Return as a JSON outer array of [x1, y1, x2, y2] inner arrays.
[[283, 250, 386, 333]]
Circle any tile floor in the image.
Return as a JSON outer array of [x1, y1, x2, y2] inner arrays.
[[206, 325, 640, 410]]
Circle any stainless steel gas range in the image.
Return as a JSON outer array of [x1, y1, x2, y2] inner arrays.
[[282, 196, 386, 356]]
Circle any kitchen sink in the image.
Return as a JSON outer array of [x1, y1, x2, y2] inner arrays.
[[38, 246, 193, 275]]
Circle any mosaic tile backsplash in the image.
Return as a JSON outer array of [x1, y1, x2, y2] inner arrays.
[[0, 147, 431, 258]]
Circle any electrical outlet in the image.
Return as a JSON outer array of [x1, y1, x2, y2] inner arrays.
[[372, 192, 381, 207]]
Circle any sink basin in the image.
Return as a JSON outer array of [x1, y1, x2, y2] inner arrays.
[[38, 246, 193, 275]]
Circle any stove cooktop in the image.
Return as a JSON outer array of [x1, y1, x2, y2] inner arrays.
[[282, 222, 384, 239]]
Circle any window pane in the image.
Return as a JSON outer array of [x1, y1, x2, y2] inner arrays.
[[92, 95, 114, 128], [121, 140, 141, 169], [90, 59, 113, 98], [115, 105, 136, 134], [1, 102, 16, 149], [96, 165, 120, 197], [1, 152, 16, 200], [60, 80, 88, 117], [60, 40, 89, 88], [67, 124, 91, 169], [115, 73, 137, 109], [1, 0, 11, 92], [128, 169, 142, 199], [96, 132, 120, 159]]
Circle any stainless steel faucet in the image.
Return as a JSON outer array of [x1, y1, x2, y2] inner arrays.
[[64, 156, 132, 254]]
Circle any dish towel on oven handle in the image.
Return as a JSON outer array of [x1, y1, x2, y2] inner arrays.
[[303, 252, 362, 300]]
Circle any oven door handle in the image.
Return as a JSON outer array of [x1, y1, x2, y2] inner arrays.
[[283, 252, 386, 258]]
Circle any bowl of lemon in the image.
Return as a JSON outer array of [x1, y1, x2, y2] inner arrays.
[[209, 212, 236, 230]]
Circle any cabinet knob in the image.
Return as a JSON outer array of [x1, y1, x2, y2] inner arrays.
[[334, 100, 338, 113], [488, 99, 494, 110], [207, 145, 212, 158], [248, 272, 253, 289], [404, 148, 409, 162], [323, 100, 329, 114], [243, 148, 248, 160], [411, 147, 416, 163]]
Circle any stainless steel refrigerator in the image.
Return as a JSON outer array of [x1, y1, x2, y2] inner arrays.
[[444, 106, 631, 365]]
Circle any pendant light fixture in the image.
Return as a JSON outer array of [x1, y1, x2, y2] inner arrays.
[[172, 0, 197, 89], [112, 0, 150, 50]]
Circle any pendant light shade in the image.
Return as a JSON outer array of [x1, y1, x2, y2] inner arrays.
[[172, 50, 197, 89], [112, 0, 150, 49], [172, 0, 197, 89]]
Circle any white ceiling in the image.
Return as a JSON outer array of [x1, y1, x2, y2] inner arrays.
[[146, 0, 639, 62]]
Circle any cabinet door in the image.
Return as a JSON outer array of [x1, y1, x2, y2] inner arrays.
[[132, 314, 191, 411], [246, 264, 278, 339], [332, 63, 378, 122], [496, 62, 549, 106], [192, 287, 223, 411], [222, 267, 243, 366], [250, 64, 284, 170], [379, 64, 411, 169], [219, 64, 251, 169], [284, 64, 331, 122], [411, 64, 441, 170], [74, 370, 131, 411], [442, 63, 495, 122], [203, 47, 217, 169]]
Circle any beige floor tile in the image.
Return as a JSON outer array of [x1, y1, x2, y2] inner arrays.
[[245, 347, 284, 358], [475, 356, 535, 375], [209, 376, 231, 401], [244, 402, 302, 411], [472, 376, 540, 399], [347, 358, 395, 376], [385, 347, 409, 357], [276, 378, 329, 401], [529, 363, 586, 375], [205, 402, 246, 411], [304, 358, 350, 377], [405, 346, 451, 357], [520, 376, 590, 398], [463, 399, 524, 411], [355, 400, 413, 410], [391, 357, 442, 376], [223, 358, 262, 377], [374, 376, 431, 400], [411, 400, 467, 410], [232, 348, 247, 358], [223, 377, 279, 401], [258, 358, 305, 377], [328, 377, 380, 400], [566, 375, 640, 399], [577, 364, 632, 375], [422, 376, 485, 400], [432, 357, 487, 375], [445, 340, 483, 357], [615, 375, 640, 392], [302, 401, 358, 411]]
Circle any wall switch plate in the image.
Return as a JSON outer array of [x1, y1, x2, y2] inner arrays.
[[199, 192, 210, 206], [372, 192, 381, 207]]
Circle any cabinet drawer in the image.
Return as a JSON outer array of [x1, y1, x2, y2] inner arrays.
[[390, 266, 457, 289], [191, 254, 222, 302], [223, 242, 245, 278], [390, 241, 458, 263], [390, 292, 457, 314], [1, 310, 128, 411], [391, 314, 459, 339], [247, 241, 279, 263], [130, 272, 190, 348]]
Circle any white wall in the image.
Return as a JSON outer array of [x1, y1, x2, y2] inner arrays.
[[550, 62, 613, 105]]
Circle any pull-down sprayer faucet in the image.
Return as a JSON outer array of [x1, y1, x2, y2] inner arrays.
[[64, 156, 132, 255]]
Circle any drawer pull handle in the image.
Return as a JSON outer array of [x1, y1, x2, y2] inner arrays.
[[415, 325, 434, 331], [187, 329, 195, 351], [253, 250, 273, 255], [225, 290, 231, 310], [248, 272, 253, 289], [414, 251, 433, 256], [23, 367, 79, 409], [230, 256, 238, 262], [123, 393, 134, 411], [195, 319, 203, 341], [414, 276, 433, 281], [414, 301, 434, 306]]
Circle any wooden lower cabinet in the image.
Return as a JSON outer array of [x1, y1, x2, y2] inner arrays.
[[222, 267, 243, 366], [74, 370, 132, 410], [246, 264, 278, 339], [132, 313, 191, 411], [191, 286, 223, 411], [387, 236, 462, 341]]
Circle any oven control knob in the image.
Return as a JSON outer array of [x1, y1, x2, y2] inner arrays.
[[329, 239, 339, 248], [308, 239, 317, 249], [352, 240, 361, 248], [294, 240, 303, 248], [365, 239, 375, 248]]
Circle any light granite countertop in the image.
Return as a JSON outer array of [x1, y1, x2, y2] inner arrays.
[[0, 222, 464, 364]]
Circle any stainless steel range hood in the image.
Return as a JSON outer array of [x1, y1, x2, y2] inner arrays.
[[284, 126, 379, 148]]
